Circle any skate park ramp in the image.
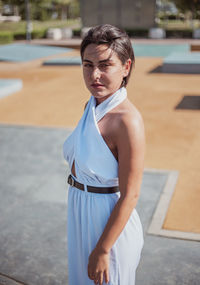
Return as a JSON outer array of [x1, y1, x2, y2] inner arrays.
[[43, 56, 81, 66], [0, 43, 72, 62], [42, 43, 190, 65], [0, 79, 23, 99], [175, 95, 200, 110], [162, 52, 200, 74], [133, 43, 189, 57]]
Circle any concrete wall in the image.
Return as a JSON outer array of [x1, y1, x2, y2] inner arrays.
[[80, 0, 156, 29]]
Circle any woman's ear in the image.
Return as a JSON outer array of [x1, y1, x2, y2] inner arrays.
[[123, 58, 132, 77]]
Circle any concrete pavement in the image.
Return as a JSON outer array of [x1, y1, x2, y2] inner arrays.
[[0, 124, 199, 285]]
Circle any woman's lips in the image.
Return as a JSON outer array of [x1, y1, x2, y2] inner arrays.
[[91, 83, 104, 88]]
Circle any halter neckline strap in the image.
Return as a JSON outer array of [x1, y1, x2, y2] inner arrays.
[[93, 87, 127, 123]]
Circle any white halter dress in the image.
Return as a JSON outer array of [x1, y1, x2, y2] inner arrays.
[[63, 87, 144, 285]]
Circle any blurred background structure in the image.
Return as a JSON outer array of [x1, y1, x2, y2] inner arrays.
[[0, 0, 200, 42], [80, 0, 155, 29]]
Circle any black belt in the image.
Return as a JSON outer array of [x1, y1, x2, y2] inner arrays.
[[67, 174, 119, 194]]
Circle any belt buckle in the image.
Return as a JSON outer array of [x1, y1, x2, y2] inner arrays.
[[71, 177, 75, 187], [68, 175, 75, 187]]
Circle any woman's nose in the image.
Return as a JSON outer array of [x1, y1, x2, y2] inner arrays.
[[91, 67, 101, 80]]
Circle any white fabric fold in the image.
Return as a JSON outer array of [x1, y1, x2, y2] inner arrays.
[[95, 87, 127, 122], [63, 87, 127, 187]]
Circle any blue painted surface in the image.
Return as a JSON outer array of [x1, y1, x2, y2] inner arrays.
[[0, 43, 72, 62], [43, 44, 191, 65], [0, 79, 23, 98], [133, 43, 189, 57], [164, 52, 200, 64], [0, 43, 190, 61], [43, 56, 81, 66]]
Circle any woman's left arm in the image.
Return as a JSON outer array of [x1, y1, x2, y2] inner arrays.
[[96, 111, 145, 252], [88, 111, 145, 284]]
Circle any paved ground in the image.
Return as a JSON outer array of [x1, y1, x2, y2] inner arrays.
[[0, 124, 199, 285]]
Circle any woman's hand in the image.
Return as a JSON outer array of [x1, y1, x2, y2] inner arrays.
[[88, 247, 110, 284]]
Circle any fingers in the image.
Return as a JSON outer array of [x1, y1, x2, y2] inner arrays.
[[89, 273, 95, 280], [94, 272, 103, 285], [93, 270, 100, 284], [92, 271, 109, 285], [88, 271, 109, 285], [104, 269, 110, 284], [94, 273, 99, 284], [88, 262, 95, 280], [87, 267, 94, 280], [88, 266, 109, 284]]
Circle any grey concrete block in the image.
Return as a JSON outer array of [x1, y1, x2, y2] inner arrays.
[[61, 28, 73, 39], [149, 28, 166, 39], [193, 29, 200, 39], [46, 28, 62, 40]]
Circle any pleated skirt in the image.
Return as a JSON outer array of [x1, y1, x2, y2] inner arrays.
[[67, 185, 144, 285]]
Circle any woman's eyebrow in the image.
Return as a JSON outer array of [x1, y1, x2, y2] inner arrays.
[[83, 57, 113, 63], [99, 58, 112, 63], [83, 59, 93, 63]]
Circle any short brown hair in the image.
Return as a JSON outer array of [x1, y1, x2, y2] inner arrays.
[[80, 24, 135, 87]]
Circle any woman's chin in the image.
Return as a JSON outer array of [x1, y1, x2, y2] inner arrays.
[[91, 90, 108, 98], [93, 93, 113, 105]]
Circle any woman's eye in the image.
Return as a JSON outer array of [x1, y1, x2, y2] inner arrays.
[[84, 63, 93, 68], [99, 63, 109, 68]]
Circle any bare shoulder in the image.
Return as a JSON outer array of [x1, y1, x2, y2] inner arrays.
[[113, 99, 145, 140], [121, 101, 144, 129]]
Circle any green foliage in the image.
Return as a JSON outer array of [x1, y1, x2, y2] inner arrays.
[[0, 21, 26, 32], [159, 18, 200, 29], [72, 28, 81, 37], [0, 31, 13, 44], [12, 28, 47, 40], [125, 28, 149, 38], [1, 0, 50, 20], [32, 28, 47, 39], [53, 0, 72, 4], [0, 0, 80, 20], [31, 4, 52, 21], [1, 0, 51, 4], [173, 0, 200, 12], [0, 19, 80, 44], [13, 31, 26, 40], [166, 28, 193, 38], [0, 19, 80, 32], [68, 1, 80, 19]]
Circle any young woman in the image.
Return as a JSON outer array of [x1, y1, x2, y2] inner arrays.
[[63, 24, 145, 285]]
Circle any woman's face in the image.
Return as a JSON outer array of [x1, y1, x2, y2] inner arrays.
[[82, 44, 131, 104]]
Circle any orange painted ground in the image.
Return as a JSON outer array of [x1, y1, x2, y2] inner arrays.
[[0, 49, 200, 233]]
